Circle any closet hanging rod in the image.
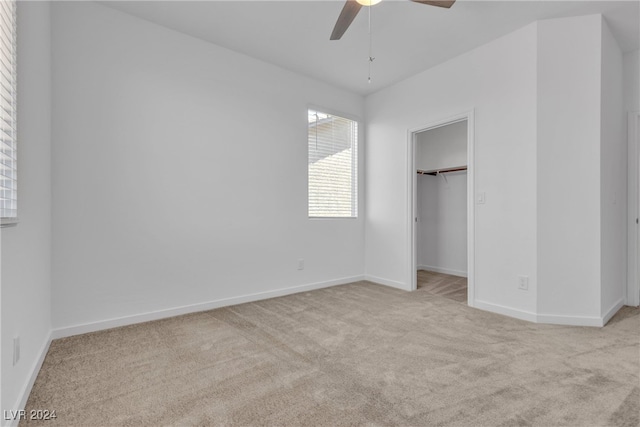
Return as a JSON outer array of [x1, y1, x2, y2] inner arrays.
[[417, 166, 467, 176]]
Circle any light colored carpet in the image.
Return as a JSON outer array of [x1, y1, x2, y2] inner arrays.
[[23, 281, 640, 426], [417, 269, 467, 303]]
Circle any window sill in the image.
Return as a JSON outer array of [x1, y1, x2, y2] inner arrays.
[[309, 216, 358, 220], [1, 218, 19, 228]]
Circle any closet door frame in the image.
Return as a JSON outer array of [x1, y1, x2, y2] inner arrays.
[[407, 110, 475, 306], [628, 111, 640, 307]]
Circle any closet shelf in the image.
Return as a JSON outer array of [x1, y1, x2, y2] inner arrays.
[[417, 166, 467, 176]]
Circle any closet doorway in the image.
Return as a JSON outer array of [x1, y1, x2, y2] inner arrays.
[[408, 112, 475, 306]]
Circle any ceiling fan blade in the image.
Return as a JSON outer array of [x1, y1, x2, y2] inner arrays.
[[410, 0, 456, 8], [330, 0, 363, 40]]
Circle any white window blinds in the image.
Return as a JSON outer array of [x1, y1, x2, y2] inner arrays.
[[308, 109, 358, 218], [0, 0, 16, 223]]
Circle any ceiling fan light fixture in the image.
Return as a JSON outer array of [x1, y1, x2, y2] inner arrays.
[[356, 0, 382, 6]]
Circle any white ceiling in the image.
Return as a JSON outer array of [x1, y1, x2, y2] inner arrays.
[[102, 0, 639, 96]]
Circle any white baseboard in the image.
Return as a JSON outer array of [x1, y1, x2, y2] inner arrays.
[[601, 298, 625, 326], [473, 299, 625, 327], [364, 275, 410, 291], [52, 275, 365, 339], [536, 313, 605, 327], [536, 299, 624, 327], [4, 332, 52, 427], [473, 300, 538, 323], [417, 265, 467, 278]]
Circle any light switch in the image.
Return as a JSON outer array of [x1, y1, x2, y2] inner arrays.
[[477, 192, 486, 204]]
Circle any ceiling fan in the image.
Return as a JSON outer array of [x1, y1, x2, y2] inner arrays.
[[330, 0, 456, 40]]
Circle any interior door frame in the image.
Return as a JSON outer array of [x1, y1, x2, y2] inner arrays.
[[627, 111, 640, 307], [407, 110, 475, 306]]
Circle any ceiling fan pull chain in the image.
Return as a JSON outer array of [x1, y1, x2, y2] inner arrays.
[[368, 4, 375, 83]]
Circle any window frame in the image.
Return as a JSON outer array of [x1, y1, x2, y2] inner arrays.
[[0, 0, 17, 227], [307, 105, 360, 219]]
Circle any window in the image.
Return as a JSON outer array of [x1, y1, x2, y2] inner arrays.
[[0, 0, 16, 225], [308, 109, 358, 218]]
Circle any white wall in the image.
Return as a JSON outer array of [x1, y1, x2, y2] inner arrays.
[[366, 14, 626, 324], [365, 23, 538, 314], [623, 50, 639, 113], [416, 121, 467, 172], [417, 172, 467, 276], [51, 2, 365, 332], [624, 50, 639, 307], [536, 15, 603, 319], [1, 1, 52, 417], [600, 19, 626, 316]]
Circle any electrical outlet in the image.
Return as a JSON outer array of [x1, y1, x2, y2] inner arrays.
[[13, 336, 20, 366], [518, 275, 529, 291], [297, 259, 304, 270]]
